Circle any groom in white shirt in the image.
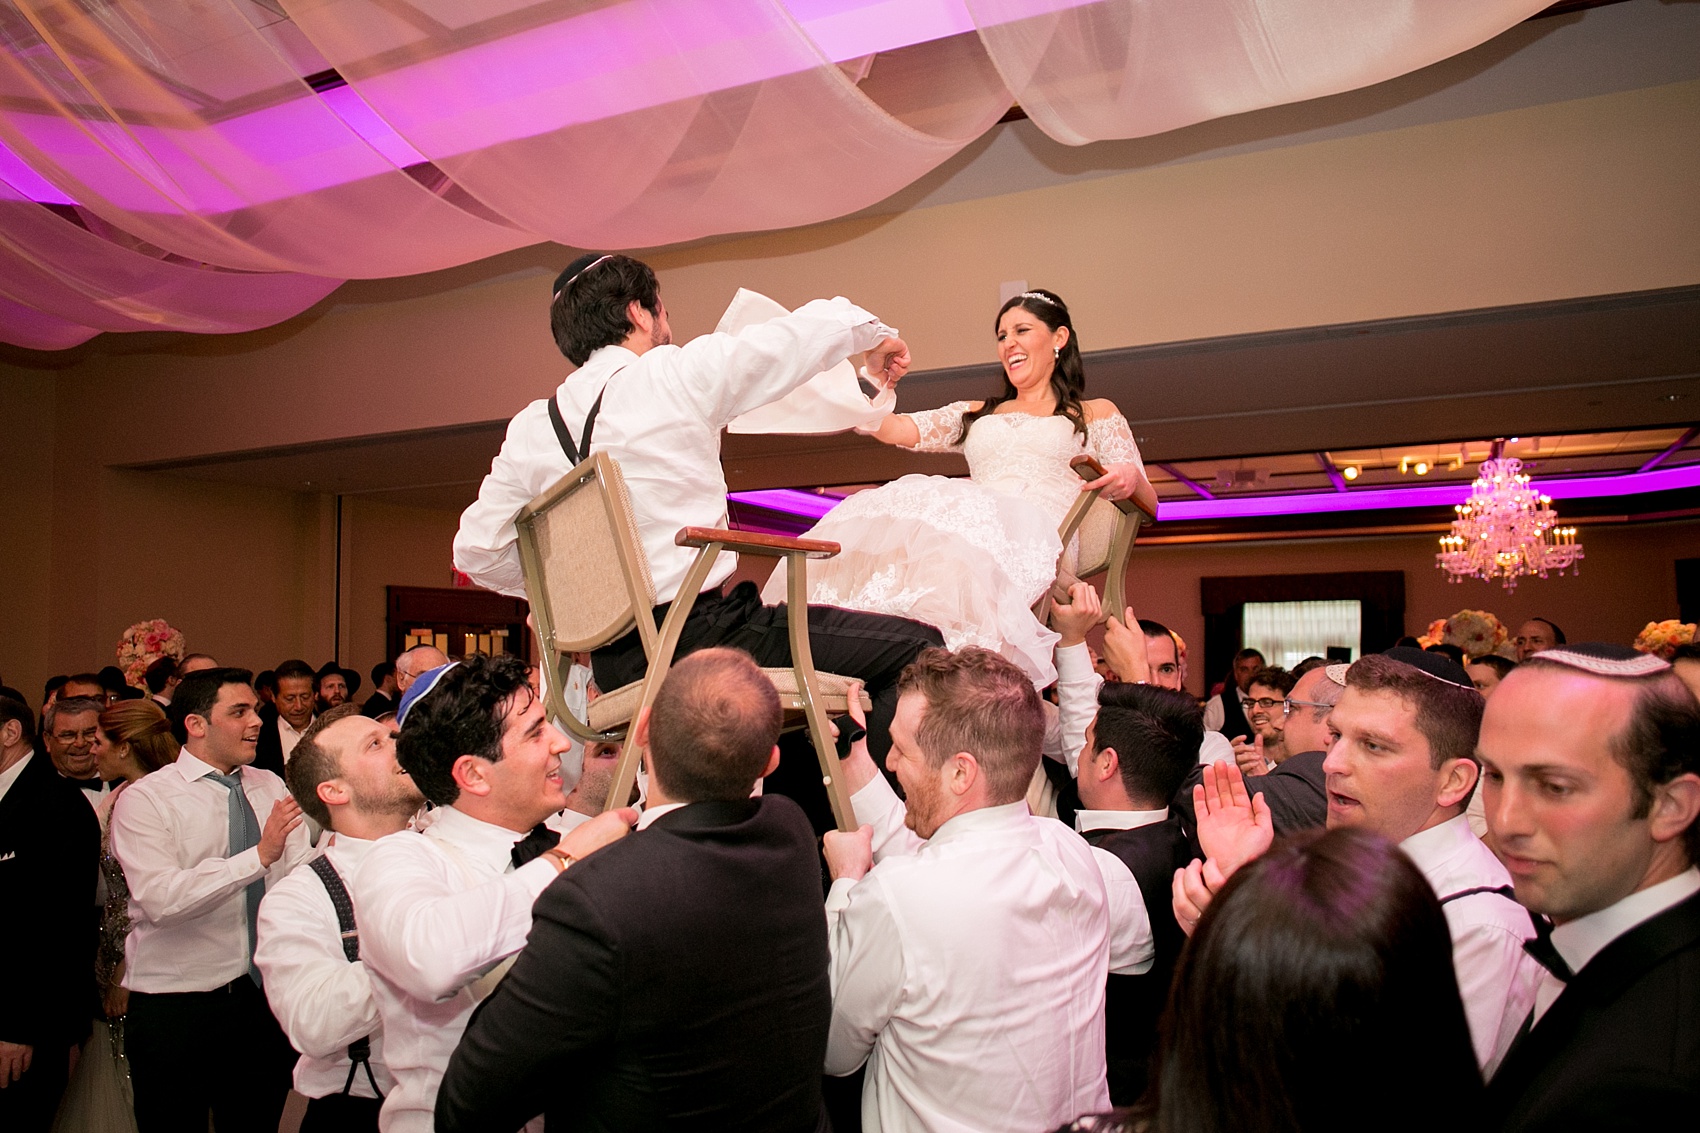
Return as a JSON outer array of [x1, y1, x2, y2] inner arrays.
[[454, 253, 943, 763], [351, 655, 635, 1133]]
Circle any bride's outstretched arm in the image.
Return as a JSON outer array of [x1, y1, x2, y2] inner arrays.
[[860, 399, 975, 452]]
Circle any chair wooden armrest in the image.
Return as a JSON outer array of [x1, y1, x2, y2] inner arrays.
[[1070, 455, 1159, 520], [675, 527, 841, 559]]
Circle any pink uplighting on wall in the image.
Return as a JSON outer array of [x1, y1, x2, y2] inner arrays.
[[729, 463, 1700, 525]]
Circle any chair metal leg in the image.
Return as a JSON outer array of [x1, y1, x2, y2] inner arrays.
[[787, 550, 857, 832]]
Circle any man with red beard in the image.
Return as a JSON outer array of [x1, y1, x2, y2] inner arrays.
[[111, 668, 313, 1132]]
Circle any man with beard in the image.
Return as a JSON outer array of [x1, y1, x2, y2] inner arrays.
[[256, 705, 426, 1132], [110, 668, 313, 1132]]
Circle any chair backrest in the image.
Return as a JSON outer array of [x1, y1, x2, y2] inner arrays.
[[514, 452, 658, 659], [1072, 497, 1120, 577]]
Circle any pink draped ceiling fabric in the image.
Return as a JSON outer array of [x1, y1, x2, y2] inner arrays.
[[0, 0, 1550, 350]]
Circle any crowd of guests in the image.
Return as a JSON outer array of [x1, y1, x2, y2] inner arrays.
[[1, 615, 1695, 1133]]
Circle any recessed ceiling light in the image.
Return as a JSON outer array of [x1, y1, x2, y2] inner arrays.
[[1342, 465, 1360, 480]]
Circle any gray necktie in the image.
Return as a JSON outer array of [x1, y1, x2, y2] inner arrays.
[[206, 769, 265, 987]]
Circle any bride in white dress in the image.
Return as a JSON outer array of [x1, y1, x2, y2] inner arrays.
[[761, 289, 1147, 687]]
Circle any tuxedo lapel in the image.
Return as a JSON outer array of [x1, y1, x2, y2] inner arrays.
[[1487, 889, 1700, 1111]]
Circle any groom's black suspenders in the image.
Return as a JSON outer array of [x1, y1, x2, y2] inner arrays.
[[546, 366, 628, 463], [307, 855, 385, 1100]]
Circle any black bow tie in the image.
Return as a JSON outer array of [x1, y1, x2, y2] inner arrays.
[[1523, 922, 1573, 982], [73, 778, 104, 794], [511, 823, 561, 868]]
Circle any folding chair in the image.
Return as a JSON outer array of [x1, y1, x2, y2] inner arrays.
[[514, 452, 869, 832]]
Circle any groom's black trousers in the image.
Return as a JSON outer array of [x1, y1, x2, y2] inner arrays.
[[591, 580, 943, 797]]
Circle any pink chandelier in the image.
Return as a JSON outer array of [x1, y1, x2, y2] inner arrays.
[[1436, 457, 1583, 591]]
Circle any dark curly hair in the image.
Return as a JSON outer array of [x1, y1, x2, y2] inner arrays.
[[957, 288, 1087, 444], [549, 253, 661, 366], [395, 654, 534, 807]]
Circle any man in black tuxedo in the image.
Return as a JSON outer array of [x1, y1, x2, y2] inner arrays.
[[436, 648, 832, 1133], [1071, 681, 1201, 1105], [0, 694, 100, 1132], [1172, 662, 1341, 837], [254, 658, 317, 778], [1479, 644, 1700, 1131]]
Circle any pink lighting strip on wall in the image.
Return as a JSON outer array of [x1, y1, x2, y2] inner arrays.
[[729, 462, 1700, 525]]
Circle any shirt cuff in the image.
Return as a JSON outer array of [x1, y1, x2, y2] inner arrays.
[[1055, 642, 1096, 682], [513, 856, 559, 898], [825, 877, 858, 915], [850, 773, 903, 829], [231, 844, 268, 881]]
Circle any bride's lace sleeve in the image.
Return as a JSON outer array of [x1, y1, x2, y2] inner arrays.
[[901, 401, 973, 453], [1087, 412, 1146, 475]]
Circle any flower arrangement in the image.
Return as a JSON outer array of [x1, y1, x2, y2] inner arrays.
[[116, 618, 187, 687], [1416, 610, 1513, 659], [1633, 620, 1696, 660]]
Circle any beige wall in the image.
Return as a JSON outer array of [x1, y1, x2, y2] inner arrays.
[[1122, 519, 1699, 695], [337, 497, 466, 677], [0, 369, 56, 701]]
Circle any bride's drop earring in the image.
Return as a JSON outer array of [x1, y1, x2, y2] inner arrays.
[[1053, 347, 1060, 359]]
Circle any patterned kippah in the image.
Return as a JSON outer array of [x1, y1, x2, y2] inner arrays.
[[1380, 646, 1476, 690], [396, 662, 459, 727], [1324, 663, 1349, 687], [1530, 643, 1671, 678]]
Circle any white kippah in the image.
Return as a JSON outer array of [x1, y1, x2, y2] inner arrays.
[[1324, 663, 1349, 687], [1532, 648, 1671, 678]]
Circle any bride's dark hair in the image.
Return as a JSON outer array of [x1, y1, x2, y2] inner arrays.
[[956, 288, 1087, 445]]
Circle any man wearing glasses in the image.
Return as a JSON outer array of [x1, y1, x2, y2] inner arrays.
[[42, 696, 107, 808]]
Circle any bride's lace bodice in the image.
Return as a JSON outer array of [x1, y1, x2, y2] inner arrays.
[[904, 401, 1145, 523]]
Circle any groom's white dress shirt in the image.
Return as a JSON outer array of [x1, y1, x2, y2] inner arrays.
[[455, 298, 897, 604]]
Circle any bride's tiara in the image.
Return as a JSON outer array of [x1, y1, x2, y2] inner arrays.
[[1015, 290, 1062, 308]]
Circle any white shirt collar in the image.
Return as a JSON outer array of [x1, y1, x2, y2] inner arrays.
[[636, 801, 687, 831], [928, 800, 1031, 846], [425, 804, 533, 871], [1551, 865, 1700, 976], [0, 750, 33, 804], [279, 714, 311, 740], [172, 748, 225, 782], [1398, 812, 1476, 870], [1074, 806, 1169, 834], [323, 832, 378, 874]]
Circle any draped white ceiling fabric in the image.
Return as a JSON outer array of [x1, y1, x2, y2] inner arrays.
[[0, 0, 1552, 349]]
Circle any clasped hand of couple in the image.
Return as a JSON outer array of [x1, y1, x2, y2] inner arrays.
[[1172, 760, 1274, 937]]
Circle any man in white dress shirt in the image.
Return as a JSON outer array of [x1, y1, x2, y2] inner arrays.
[[1176, 648, 1543, 1077], [821, 647, 1151, 1133], [256, 704, 426, 1132], [454, 253, 941, 762], [1479, 644, 1700, 1131], [352, 654, 635, 1132], [110, 667, 313, 1133]]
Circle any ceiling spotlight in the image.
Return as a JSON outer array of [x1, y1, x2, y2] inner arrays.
[[1342, 465, 1360, 481], [1415, 462, 1430, 475], [1509, 437, 1520, 443], [1399, 457, 1410, 474]]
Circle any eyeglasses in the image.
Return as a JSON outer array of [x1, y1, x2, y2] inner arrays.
[[1283, 698, 1333, 716], [1240, 697, 1284, 712]]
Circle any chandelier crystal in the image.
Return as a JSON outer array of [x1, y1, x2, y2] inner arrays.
[[1435, 457, 1584, 591]]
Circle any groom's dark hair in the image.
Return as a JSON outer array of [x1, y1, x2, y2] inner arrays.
[[551, 254, 661, 365]]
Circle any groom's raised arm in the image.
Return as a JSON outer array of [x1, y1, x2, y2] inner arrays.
[[670, 297, 902, 427]]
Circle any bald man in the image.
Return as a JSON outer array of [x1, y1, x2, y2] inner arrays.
[[393, 646, 449, 695]]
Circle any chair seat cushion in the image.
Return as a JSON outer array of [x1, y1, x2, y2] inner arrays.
[[587, 668, 871, 732]]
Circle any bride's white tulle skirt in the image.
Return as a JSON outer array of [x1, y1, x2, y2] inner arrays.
[[762, 474, 1063, 687]]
